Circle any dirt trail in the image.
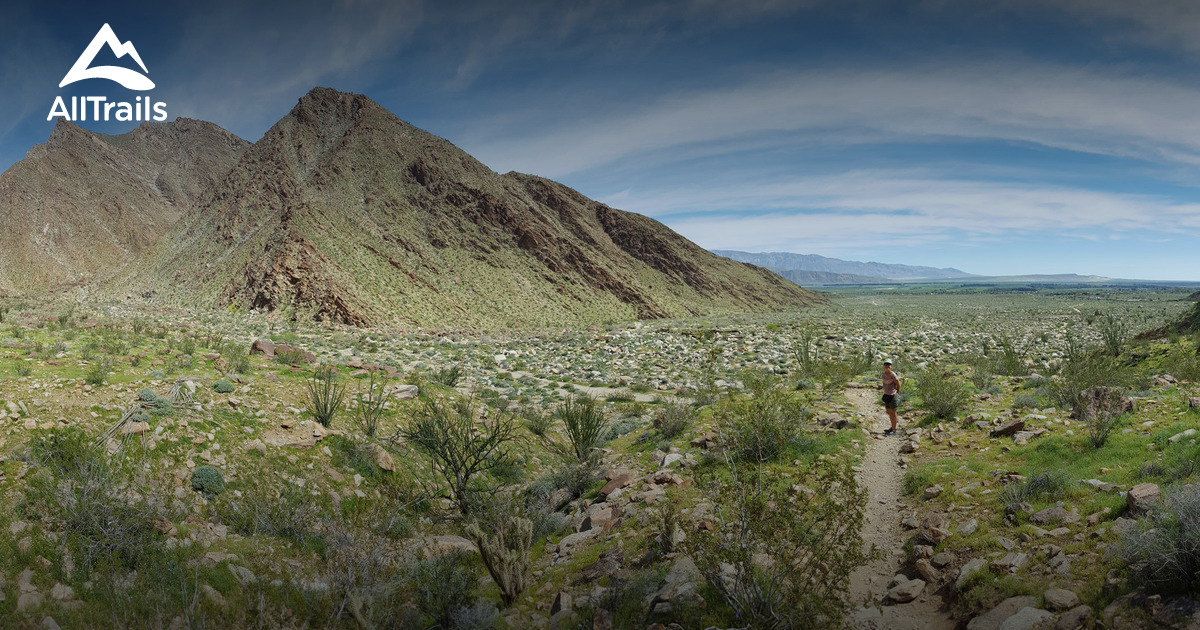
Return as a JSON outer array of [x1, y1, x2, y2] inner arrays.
[[845, 386, 958, 630]]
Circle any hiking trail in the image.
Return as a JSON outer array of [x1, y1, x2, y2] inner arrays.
[[845, 386, 958, 630]]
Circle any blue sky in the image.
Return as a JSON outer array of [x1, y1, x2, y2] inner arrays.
[[3, 0, 1200, 280]]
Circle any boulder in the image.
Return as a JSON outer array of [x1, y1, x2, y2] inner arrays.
[[1074, 387, 1134, 419], [390, 384, 418, 400], [958, 518, 979, 535], [997, 607, 1054, 630], [121, 421, 152, 435], [991, 418, 1026, 437], [923, 484, 944, 500], [599, 469, 638, 497], [580, 548, 623, 581], [371, 444, 395, 472], [967, 596, 1038, 630], [919, 513, 952, 545], [887, 578, 925, 603], [1055, 605, 1092, 630], [991, 553, 1029, 573], [1043, 588, 1080, 612], [249, 339, 275, 358], [1126, 483, 1161, 515], [1030, 506, 1080, 525], [915, 558, 939, 583]]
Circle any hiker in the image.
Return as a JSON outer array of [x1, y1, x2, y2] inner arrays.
[[881, 360, 901, 435]]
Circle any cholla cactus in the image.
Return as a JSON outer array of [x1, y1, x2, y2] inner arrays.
[[465, 511, 533, 605]]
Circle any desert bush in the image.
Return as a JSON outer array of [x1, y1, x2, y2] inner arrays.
[[653, 401, 692, 439], [354, 372, 387, 438], [521, 407, 553, 436], [914, 365, 971, 420], [191, 465, 225, 497], [130, 317, 148, 335], [217, 478, 324, 546], [138, 387, 158, 402], [178, 336, 196, 356], [84, 358, 110, 386], [1161, 344, 1200, 382], [398, 395, 518, 514], [407, 550, 479, 628], [222, 346, 252, 375], [1098, 313, 1129, 357], [1012, 393, 1040, 409], [432, 364, 463, 387], [690, 461, 869, 628], [1049, 353, 1131, 413], [604, 416, 642, 441], [1082, 398, 1127, 449], [14, 361, 32, 377], [212, 379, 235, 394], [150, 397, 174, 416], [464, 492, 533, 606], [307, 364, 346, 428], [1117, 484, 1200, 594], [713, 386, 810, 463], [995, 334, 1030, 376], [321, 525, 410, 629], [23, 429, 164, 578], [556, 394, 610, 463], [999, 471, 1071, 512]]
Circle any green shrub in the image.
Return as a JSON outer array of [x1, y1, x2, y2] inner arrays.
[[690, 462, 869, 628], [714, 386, 810, 462], [217, 478, 324, 546], [604, 416, 642, 441], [212, 379, 235, 393], [914, 365, 971, 420], [1012, 393, 1040, 409], [1098, 313, 1129, 357], [191, 465, 225, 497], [274, 347, 310, 365], [14, 361, 31, 377], [653, 401, 692, 439], [138, 387, 158, 402], [521, 407, 552, 436], [306, 364, 346, 428], [399, 396, 518, 514], [1117, 484, 1200, 594], [354, 372, 387, 438], [150, 397, 174, 416], [1049, 353, 1130, 413], [84, 359, 109, 386], [556, 394, 609, 463], [407, 550, 479, 628], [432, 365, 463, 387], [999, 472, 1071, 511]]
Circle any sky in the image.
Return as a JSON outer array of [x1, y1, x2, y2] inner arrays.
[[3, 0, 1200, 280]]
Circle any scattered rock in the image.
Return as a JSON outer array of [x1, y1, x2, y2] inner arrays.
[[249, 339, 275, 358], [967, 595, 1037, 630], [1043, 588, 1080, 612], [923, 484, 943, 500], [1055, 605, 1092, 630], [1127, 483, 1161, 515], [371, 444, 395, 472], [991, 552, 1029, 573], [919, 513, 952, 545], [1030, 506, 1080, 525], [958, 518, 978, 535], [997, 607, 1054, 630], [991, 418, 1026, 438], [956, 558, 988, 591], [887, 578, 925, 603], [914, 558, 939, 583], [390, 384, 418, 400]]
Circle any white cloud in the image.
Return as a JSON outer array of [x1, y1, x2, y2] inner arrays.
[[466, 61, 1200, 178]]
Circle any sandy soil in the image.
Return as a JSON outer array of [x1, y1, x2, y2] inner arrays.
[[845, 386, 958, 630]]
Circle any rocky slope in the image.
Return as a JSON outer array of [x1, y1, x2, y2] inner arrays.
[[0, 119, 249, 293], [121, 88, 819, 328]]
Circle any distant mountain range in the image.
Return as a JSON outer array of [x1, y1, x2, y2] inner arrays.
[[0, 88, 820, 327], [712, 250, 974, 282]]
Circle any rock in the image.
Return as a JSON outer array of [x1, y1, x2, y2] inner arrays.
[[1075, 387, 1134, 419], [1190, 397, 1200, 409], [200, 584, 225, 606], [1030, 506, 1080, 525], [581, 548, 623, 581], [49, 583, 74, 601], [426, 535, 478, 556], [919, 513, 952, 545], [901, 516, 920, 529], [915, 558, 939, 583], [991, 418, 1026, 437], [991, 553, 1029, 573], [42, 617, 61, 630], [887, 579, 925, 603], [1043, 588, 1080, 611], [923, 484, 943, 500], [1055, 604, 1092, 630], [997, 607, 1055, 630], [551, 591, 571, 615], [556, 528, 601, 555], [958, 518, 978, 535], [1111, 516, 1138, 535], [660, 453, 683, 467], [17, 591, 43, 612], [390, 384, 418, 400], [931, 552, 953, 568], [121, 420, 152, 435], [1127, 483, 1161, 514], [967, 595, 1037, 630], [371, 444, 395, 472], [228, 565, 256, 585], [599, 469, 638, 497], [1169, 428, 1197, 443], [649, 556, 705, 614], [249, 339, 275, 358]]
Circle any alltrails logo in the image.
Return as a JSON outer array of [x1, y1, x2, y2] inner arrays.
[[47, 24, 168, 122]]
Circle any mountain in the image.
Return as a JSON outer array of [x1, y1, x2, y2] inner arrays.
[[0, 119, 249, 293], [114, 88, 819, 327], [712, 250, 974, 281], [776, 269, 894, 286]]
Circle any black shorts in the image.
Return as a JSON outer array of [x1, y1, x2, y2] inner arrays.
[[882, 394, 898, 410]]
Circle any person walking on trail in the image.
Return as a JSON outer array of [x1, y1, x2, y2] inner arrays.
[[881, 360, 901, 435]]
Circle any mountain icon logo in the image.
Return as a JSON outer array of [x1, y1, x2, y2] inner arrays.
[[59, 23, 155, 91]]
